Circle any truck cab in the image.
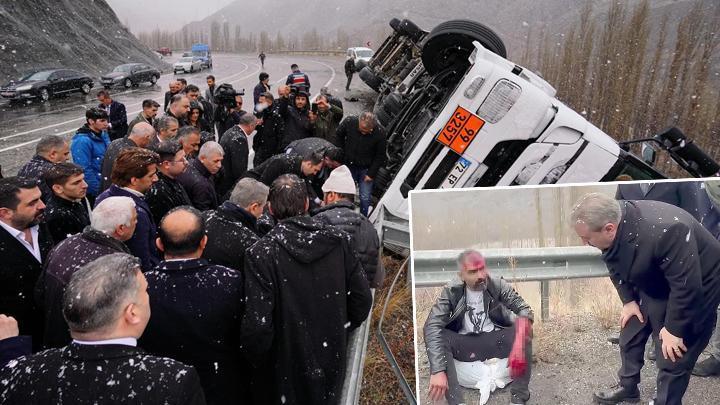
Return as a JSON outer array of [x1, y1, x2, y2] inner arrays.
[[191, 44, 213, 69]]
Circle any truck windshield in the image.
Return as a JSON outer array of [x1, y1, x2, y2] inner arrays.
[[192, 51, 207, 57]]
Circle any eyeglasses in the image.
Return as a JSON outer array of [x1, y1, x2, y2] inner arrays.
[[168, 157, 188, 165]]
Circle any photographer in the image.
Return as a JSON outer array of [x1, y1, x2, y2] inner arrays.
[[213, 84, 247, 141]]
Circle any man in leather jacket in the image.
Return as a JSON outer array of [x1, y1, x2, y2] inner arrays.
[[424, 249, 534, 405]]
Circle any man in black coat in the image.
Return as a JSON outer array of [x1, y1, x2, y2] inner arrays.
[[35, 196, 135, 349], [1, 253, 206, 405], [42, 163, 91, 242], [97, 90, 128, 141], [253, 72, 271, 106], [17, 135, 70, 201], [344, 57, 355, 91], [95, 148, 161, 271], [278, 90, 312, 150], [572, 192, 720, 405], [241, 174, 372, 405], [0, 177, 53, 351], [164, 80, 181, 112], [165, 94, 191, 127], [253, 92, 284, 166], [217, 113, 257, 199], [285, 137, 344, 198], [141, 207, 246, 405], [100, 122, 155, 192], [203, 178, 267, 271], [146, 140, 192, 224], [312, 165, 383, 287], [336, 112, 386, 216], [177, 141, 224, 211]]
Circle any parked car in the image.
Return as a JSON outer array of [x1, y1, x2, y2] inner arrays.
[[156, 47, 172, 56], [362, 18, 720, 253], [101, 63, 161, 89], [0, 68, 94, 103], [173, 57, 203, 74]]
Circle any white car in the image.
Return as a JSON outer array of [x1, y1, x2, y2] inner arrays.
[[364, 18, 719, 253], [173, 56, 202, 74], [347, 47, 374, 65]]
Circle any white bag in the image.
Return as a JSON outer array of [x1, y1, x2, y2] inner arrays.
[[454, 357, 513, 405]]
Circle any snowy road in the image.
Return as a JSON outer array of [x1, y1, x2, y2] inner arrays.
[[0, 52, 357, 176]]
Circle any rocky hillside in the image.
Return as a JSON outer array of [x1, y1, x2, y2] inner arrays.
[[0, 0, 169, 83]]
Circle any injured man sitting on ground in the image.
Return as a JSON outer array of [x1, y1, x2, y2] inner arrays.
[[424, 249, 534, 405]]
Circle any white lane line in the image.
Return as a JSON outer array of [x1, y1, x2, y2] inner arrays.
[[308, 60, 337, 102], [0, 59, 254, 142], [0, 62, 264, 153]]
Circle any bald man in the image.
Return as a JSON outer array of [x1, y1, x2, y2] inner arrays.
[[100, 122, 156, 192], [164, 80, 181, 112], [424, 249, 535, 405], [141, 206, 247, 405]]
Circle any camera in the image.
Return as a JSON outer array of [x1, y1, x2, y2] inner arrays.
[[214, 83, 245, 109]]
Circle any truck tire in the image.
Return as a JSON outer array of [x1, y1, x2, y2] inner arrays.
[[359, 66, 383, 92], [382, 92, 403, 115], [398, 19, 424, 42], [421, 20, 506, 76]]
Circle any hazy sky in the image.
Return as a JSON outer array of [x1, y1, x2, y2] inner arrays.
[[106, 0, 235, 32]]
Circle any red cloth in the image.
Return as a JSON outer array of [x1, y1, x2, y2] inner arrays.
[[508, 317, 531, 379]]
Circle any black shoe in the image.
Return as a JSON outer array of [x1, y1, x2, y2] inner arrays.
[[593, 385, 640, 404], [692, 356, 720, 376], [510, 393, 527, 405]]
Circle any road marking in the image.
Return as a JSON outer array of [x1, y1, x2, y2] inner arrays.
[[0, 62, 264, 153], [0, 56, 338, 153], [0, 59, 253, 142]]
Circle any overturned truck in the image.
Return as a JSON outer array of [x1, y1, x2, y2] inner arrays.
[[361, 17, 720, 254]]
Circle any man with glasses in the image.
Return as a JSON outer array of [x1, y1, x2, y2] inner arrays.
[[146, 141, 191, 224]]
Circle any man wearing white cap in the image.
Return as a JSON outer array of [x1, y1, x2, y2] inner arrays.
[[312, 165, 384, 287]]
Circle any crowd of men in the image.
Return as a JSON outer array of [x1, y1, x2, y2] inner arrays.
[[0, 63, 388, 404]]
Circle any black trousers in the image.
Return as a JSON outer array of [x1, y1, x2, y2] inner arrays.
[[618, 293, 717, 405], [345, 73, 353, 90], [442, 325, 532, 405]]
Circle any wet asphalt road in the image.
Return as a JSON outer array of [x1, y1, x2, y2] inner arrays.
[[0, 52, 360, 176]]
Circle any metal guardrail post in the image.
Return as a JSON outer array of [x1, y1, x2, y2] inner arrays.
[[340, 292, 374, 404], [540, 280, 550, 321]]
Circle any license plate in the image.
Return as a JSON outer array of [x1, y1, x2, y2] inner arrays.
[[436, 106, 485, 154], [1, 92, 15, 97], [440, 157, 471, 189]]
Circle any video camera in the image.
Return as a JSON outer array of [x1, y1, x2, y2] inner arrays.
[[214, 83, 245, 109]]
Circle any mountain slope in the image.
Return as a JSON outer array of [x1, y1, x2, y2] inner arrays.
[[0, 0, 169, 82]]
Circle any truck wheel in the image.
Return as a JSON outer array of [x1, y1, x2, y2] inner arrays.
[[421, 20, 506, 76], [398, 19, 424, 42], [382, 92, 403, 115], [359, 66, 382, 92], [124, 78, 132, 88]]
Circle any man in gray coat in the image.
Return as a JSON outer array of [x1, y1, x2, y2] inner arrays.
[[424, 249, 534, 405], [572, 192, 720, 405]]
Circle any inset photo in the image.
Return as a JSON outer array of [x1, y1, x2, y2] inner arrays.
[[410, 179, 720, 405]]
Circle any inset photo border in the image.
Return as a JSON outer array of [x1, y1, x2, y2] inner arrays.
[[409, 179, 720, 405]]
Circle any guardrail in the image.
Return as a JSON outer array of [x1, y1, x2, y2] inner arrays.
[[340, 292, 374, 404], [271, 50, 347, 57], [413, 246, 609, 320], [377, 259, 417, 404]]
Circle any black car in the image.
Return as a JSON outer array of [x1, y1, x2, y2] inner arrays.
[[0, 69, 94, 103], [100, 63, 161, 89]]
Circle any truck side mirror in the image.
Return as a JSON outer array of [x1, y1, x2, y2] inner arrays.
[[641, 143, 657, 166]]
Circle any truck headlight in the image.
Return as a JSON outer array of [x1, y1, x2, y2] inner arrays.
[[463, 76, 485, 99]]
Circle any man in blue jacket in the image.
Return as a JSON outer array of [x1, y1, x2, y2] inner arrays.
[[95, 148, 161, 271], [70, 107, 111, 205]]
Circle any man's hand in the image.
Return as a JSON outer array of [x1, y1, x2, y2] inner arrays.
[[363, 175, 373, 182], [660, 327, 687, 363], [620, 301, 644, 328], [428, 371, 448, 401], [256, 118, 264, 126], [0, 314, 19, 340]]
